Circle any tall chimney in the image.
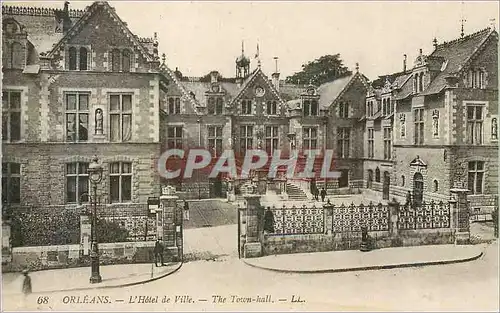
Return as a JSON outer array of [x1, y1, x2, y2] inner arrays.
[[271, 57, 280, 92], [403, 54, 407, 73], [63, 1, 71, 33]]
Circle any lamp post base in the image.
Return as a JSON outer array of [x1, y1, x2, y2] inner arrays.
[[90, 273, 102, 284]]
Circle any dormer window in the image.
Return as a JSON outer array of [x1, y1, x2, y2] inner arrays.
[[241, 99, 252, 115], [110, 48, 132, 72], [467, 69, 485, 89], [266, 100, 277, 115], [208, 97, 223, 115], [413, 72, 425, 93], [339, 101, 349, 118], [303, 99, 318, 116], [67, 46, 89, 71], [168, 97, 181, 114], [11, 42, 24, 69]]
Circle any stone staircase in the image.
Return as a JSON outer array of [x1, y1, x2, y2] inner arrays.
[[286, 183, 309, 201]]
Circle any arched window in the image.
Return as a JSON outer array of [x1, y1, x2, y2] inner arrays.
[[375, 167, 380, 182], [111, 49, 121, 72], [68, 47, 77, 70], [11, 42, 24, 69], [79, 47, 88, 70], [433, 180, 439, 192], [122, 49, 130, 72], [367, 169, 373, 188]]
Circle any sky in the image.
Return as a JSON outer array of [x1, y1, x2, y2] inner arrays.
[[5, 1, 500, 81]]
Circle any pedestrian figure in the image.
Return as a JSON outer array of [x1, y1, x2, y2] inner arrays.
[[153, 239, 165, 267], [22, 269, 32, 296], [313, 187, 319, 201], [184, 200, 190, 221], [263, 207, 275, 233], [320, 187, 327, 202]]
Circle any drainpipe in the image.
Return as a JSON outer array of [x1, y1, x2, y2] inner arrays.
[[197, 118, 201, 199]]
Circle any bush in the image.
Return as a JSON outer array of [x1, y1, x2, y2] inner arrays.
[[96, 219, 129, 243]]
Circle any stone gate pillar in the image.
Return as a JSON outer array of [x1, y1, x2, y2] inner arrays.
[[450, 186, 470, 245], [387, 198, 400, 238], [160, 186, 182, 261], [243, 194, 263, 258]]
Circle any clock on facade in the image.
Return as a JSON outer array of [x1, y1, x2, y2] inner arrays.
[[211, 84, 220, 93], [255, 86, 265, 97]]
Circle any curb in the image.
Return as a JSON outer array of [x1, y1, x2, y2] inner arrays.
[[29, 262, 183, 295], [241, 251, 484, 274]]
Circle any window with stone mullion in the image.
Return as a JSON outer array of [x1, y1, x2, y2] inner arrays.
[[65, 162, 89, 204], [468, 161, 485, 194], [2, 91, 21, 142], [467, 105, 483, 145], [208, 126, 223, 156], [66, 93, 89, 142], [110, 94, 132, 142], [110, 162, 132, 203], [2, 162, 20, 205]]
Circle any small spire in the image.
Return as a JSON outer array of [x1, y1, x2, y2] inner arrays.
[[355, 62, 359, 72], [460, 18, 466, 38], [161, 53, 166, 65]]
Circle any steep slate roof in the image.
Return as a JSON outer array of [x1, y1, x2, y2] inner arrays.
[[2, 4, 84, 56], [422, 27, 497, 95], [317, 72, 368, 109]]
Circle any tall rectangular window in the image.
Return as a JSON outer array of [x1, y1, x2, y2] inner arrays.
[[413, 108, 424, 145], [337, 128, 350, 158], [168, 97, 181, 114], [367, 101, 374, 117], [367, 128, 374, 159], [303, 99, 318, 116], [265, 126, 279, 154], [468, 161, 484, 194], [2, 163, 20, 204], [240, 125, 253, 152], [65, 93, 89, 142], [167, 126, 183, 149], [66, 162, 89, 203], [2, 91, 21, 142], [339, 101, 349, 118], [208, 97, 223, 115], [208, 126, 223, 157], [110, 162, 132, 203], [241, 99, 252, 115], [110, 94, 132, 142], [467, 105, 483, 145], [303, 127, 317, 150], [266, 101, 277, 115], [383, 127, 392, 160]]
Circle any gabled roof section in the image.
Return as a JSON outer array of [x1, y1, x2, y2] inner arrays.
[[422, 27, 496, 95], [47, 1, 153, 62], [160, 65, 200, 112], [317, 72, 368, 110], [231, 67, 285, 105]]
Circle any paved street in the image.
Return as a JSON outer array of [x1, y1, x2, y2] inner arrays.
[[4, 240, 498, 311]]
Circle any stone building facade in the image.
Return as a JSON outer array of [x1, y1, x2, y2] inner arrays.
[[2, 2, 172, 209], [366, 28, 498, 213]]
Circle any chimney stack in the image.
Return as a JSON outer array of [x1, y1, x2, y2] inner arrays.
[[271, 57, 280, 91], [63, 1, 71, 33], [403, 54, 407, 73]]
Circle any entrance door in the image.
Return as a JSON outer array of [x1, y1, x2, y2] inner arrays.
[[367, 170, 373, 189], [383, 171, 390, 200], [413, 172, 424, 206], [209, 175, 223, 198]]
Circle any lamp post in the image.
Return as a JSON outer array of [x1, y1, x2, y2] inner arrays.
[[88, 155, 103, 284]]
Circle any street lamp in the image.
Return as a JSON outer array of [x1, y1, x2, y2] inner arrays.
[[87, 155, 103, 284]]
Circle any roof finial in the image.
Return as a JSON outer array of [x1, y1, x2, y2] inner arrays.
[[433, 37, 438, 49], [154, 32, 157, 40], [355, 62, 359, 72], [255, 42, 261, 68], [161, 53, 166, 65], [460, 1, 466, 38], [241, 40, 244, 55], [273, 56, 279, 73], [490, 18, 496, 31]]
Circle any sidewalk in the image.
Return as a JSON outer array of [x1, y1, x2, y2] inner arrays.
[[243, 244, 486, 273], [2, 262, 182, 295]]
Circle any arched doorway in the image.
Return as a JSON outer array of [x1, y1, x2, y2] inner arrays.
[[367, 170, 373, 188], [413, 172, 424, 206], [383, 171, 390, 200]]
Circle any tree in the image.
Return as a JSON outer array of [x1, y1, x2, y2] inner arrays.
[[285, 54, 352, 86]]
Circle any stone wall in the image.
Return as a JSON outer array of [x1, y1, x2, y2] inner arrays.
[[2, 241, 179, 273]]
